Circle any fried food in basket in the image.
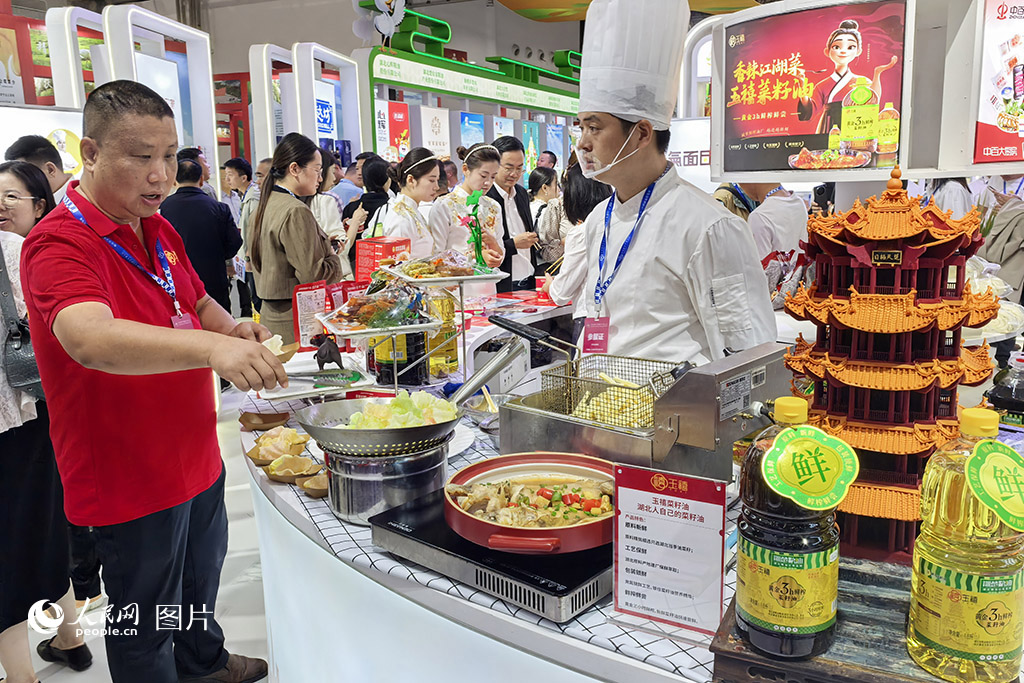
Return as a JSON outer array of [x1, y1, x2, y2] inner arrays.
[[246, 427, 310, 465]]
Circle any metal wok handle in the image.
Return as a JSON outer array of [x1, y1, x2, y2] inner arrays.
[[450, 338, 527, 406]]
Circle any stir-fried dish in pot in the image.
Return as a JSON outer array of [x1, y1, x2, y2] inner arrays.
[[446, 475, 614, 528]]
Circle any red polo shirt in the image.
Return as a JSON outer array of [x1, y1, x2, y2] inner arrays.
[[22, 182, 222, 526]]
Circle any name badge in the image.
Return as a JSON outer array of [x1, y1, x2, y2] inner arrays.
[[582, 316, 611, 354], [171, 313, 195, 330]]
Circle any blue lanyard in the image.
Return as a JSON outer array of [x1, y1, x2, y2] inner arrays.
[[731, 183, 757, 213], [1005, 178, 1024, 196], [594, 181, 657, 310], [62, 195, 182, 316]]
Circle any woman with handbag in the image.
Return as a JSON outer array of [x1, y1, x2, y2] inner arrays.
[[0, 161, 92, 681]]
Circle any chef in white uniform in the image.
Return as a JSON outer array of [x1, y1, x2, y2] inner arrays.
[[575, 0, 776, 364]]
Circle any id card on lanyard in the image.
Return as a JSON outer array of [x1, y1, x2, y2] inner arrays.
[[585, 180, 658, 354], [62, 195, 193, 329]]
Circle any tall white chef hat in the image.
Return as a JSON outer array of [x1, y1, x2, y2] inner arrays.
[[577, 0, 690, 131]]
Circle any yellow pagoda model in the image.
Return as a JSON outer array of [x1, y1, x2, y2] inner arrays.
[[784, 168, 998, 563]]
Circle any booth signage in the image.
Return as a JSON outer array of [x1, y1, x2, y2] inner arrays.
[[721, 0, 907, 172], [614, 465, 726, 637], [372, 54, 578, 115], [974, 0, 1024, 164]]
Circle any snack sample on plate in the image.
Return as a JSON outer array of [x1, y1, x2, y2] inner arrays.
[[399, 250, 497, 279], [246, 426, 310, 465], [267, 454, 320, 477], [325, 282, 431, 331], [446, 476, 615, 528], [344, 390, 459, 429], [299, 471, 328, 491]]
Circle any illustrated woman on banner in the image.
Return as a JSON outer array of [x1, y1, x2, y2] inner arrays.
[[797, 19, 898, 134]]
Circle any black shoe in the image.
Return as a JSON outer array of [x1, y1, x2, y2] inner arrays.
[[37, 636, 93, 671]]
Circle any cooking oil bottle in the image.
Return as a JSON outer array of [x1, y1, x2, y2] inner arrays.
[[907, 408, 1024, 683], [736, 396, 858, 659], [840, 77, 879, 154]]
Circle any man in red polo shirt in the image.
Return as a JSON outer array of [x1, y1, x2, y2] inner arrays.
[[21, 81, 281, 683]]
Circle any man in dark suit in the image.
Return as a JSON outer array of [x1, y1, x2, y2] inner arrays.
[[487, 136, 539, 292], [160, 160, 242, 312]]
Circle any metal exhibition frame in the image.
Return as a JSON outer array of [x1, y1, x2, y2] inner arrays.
[[44, 7, 104, 110], [249, 43, 294, 164], [102, 5, 220, 196], [710, 0, 918, 183], [678, 16, 722, 120], [292, 43, 365, 161]]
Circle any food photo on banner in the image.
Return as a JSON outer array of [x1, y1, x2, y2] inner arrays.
[[974, 0, 1024, 164], [723, 0, 906, 172]]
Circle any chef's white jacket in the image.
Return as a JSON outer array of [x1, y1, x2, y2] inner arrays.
[[582, 170, 776, 364]]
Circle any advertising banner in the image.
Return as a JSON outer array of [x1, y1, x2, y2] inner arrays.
[[492, 116, 515, 140], [314, 79, 339, 140], [387, 101, 410, 162], [459, 112, 485, 147], [546, 124, 565, 172], [722, 0, 906, 172], [974, 0, 1024, 164], [522, 120, 542, 177], [418, 105, 451, 157], [0, 27, 26, 105]]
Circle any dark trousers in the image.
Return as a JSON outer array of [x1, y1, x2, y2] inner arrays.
[[94, 465, 229, 683], [231, 277, 253, 317], [69, 523, 101, 601], [245, 272, 261, 314]]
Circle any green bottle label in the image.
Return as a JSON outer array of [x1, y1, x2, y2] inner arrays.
[[841, 104, 879, 143], [966, 440, 1024, 532], [760, 426, 860, 510]]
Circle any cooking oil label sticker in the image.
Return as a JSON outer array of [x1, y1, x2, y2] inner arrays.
[[966, 440, 1024, 532], [736, 537, 838, 634], [761, 426, 859, 510], [912, 558, 1024, 662]]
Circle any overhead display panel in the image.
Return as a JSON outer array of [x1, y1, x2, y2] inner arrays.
[[719, 0, 907, 174], [974, 0, 1024, 164]]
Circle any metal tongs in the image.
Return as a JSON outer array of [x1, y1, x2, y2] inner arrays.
[[488, 315, 576, 368]]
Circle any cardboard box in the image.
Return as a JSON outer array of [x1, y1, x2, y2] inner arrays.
[[355, 237, 410, 282]]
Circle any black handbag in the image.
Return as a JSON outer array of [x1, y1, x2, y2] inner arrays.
[[0, 239, 44, 400]]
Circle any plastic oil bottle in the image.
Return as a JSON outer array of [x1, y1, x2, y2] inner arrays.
[[736, 396, 843, 658], [877, 102, 901, 154], [907, 408, 1024, 683], [840, 77, 879, 154]]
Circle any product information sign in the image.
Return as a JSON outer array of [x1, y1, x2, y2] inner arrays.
[[974, 0, 1024, 164], [721, 0, 906, 172], [613, 465, 726, 637]]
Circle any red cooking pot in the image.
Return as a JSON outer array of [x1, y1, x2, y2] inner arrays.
[[444, 452, 615, 554]]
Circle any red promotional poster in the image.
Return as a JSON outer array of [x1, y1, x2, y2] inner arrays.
[[974, 0, 1024, 164], [388, 101, 410, 162], [723, 0, 906, 172]]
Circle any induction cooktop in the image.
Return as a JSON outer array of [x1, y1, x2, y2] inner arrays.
[[369, 489, 612, 623]]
